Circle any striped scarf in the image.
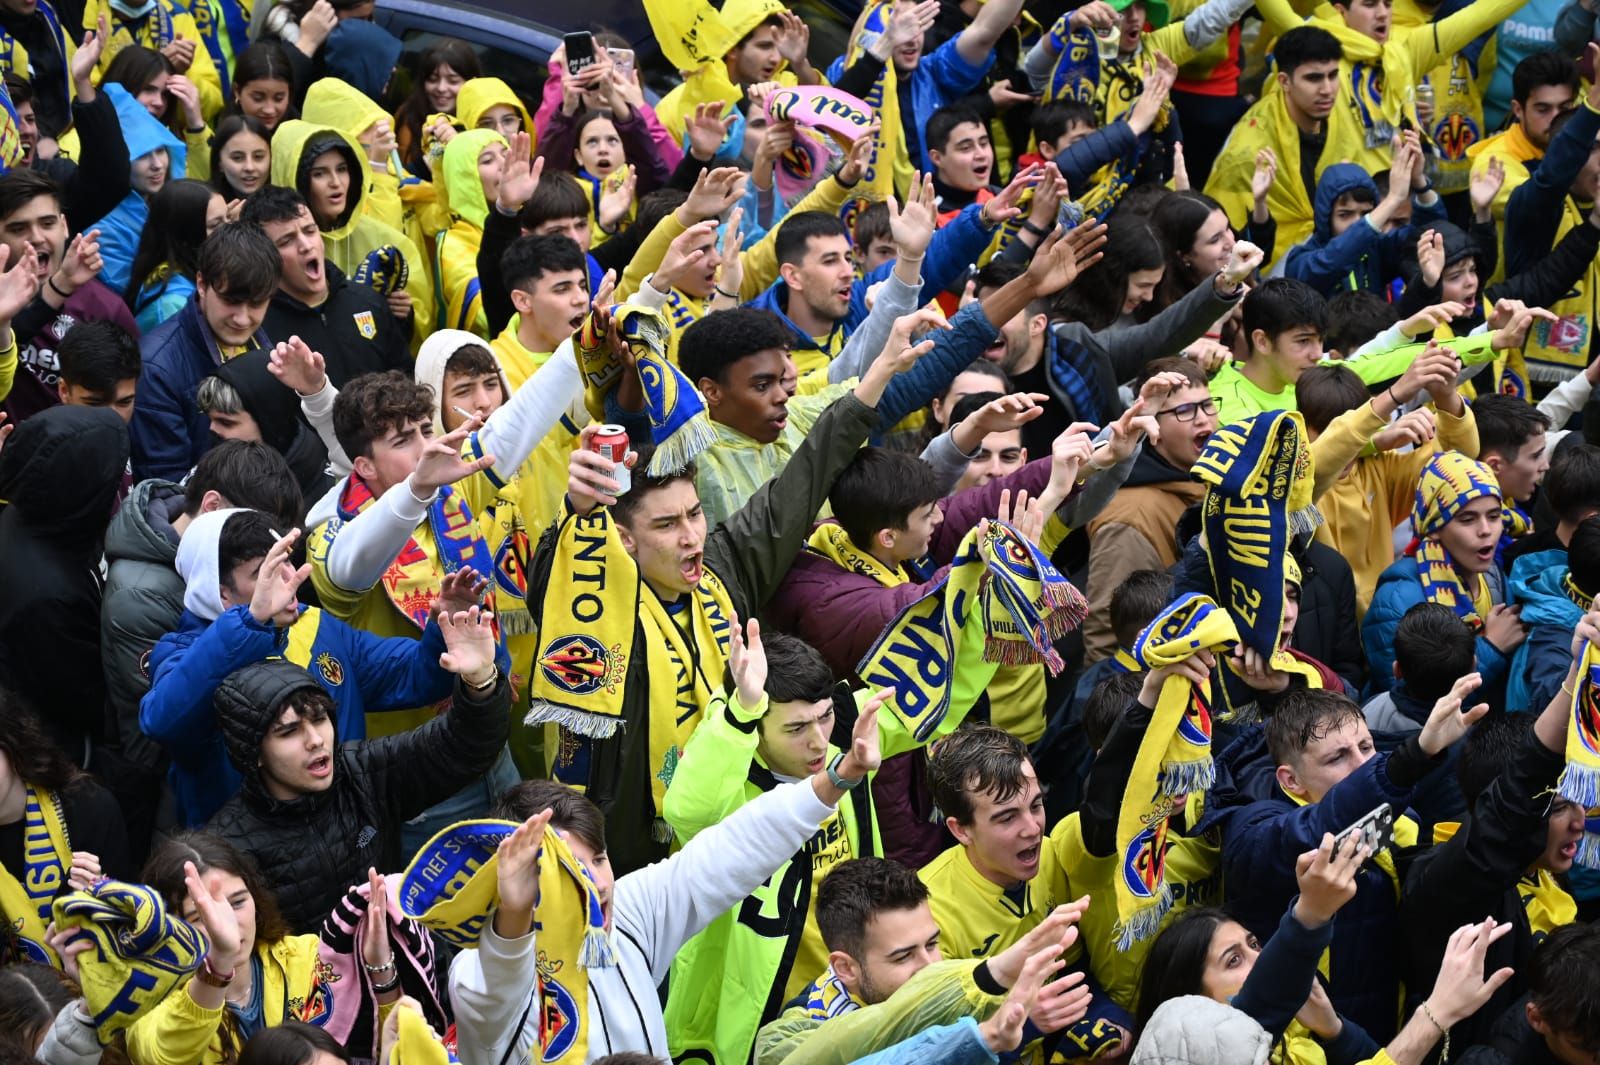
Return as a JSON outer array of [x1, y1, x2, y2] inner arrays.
[[0, 784, 69, 967], [1410, 452, 1501, 631]]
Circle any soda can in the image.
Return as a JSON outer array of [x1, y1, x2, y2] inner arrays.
[[592, 424, 631, 495]]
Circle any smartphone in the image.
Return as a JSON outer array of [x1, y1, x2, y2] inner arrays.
[[609, 47, 635, 78], [564, 31, 597, 76], [1333, 803, 1394, 857]]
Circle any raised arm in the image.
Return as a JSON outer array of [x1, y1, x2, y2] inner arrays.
[[957, 0, 1028, 67]]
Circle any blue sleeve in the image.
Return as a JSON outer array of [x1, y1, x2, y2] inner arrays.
[[1473, 632, 1510, 684], [1525, 625, 1577, 713], [860, 202, 994, 305], [923, 36, 994, 99], [1507, 103, 1600, 276], [1053, 120, 1138, 188], [139, 608, 281, 764], [873, 301, 1000, 429], [340, 617, 457, 714], [1361, 575, 1423, 694], [1229, 900, 1334, 1039], [1320, 1015, 1380, 1065], [1555, 0, 1599, 57], [1283, 222, 1383, 294], [850, 1018, 998, 1065], [128, 356, 202, 482]]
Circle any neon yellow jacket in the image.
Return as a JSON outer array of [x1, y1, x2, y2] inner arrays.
[[433, 128, 507, 338], [456, 77, 534, 143]]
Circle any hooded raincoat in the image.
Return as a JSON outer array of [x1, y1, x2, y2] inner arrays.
[[434, 127, 506, 337], [94, 83, 186, 296]]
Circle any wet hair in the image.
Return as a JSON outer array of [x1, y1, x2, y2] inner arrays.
[[1393, 603, 1476, 703], [1243, 277, 1328, 349], [331, 371, 434, 461], [1546, 445, 1600, 525], [1472, 393, 1551, 465], [1264, 688, 1364, 766], [493, 779, 607, 855], [829, 447, 947, 548], [57, 320, 141, 393], [1323, 289, 1396, 358], [927, 723, 1032, 825], [103, 44, 181, 132], [815, 858, 929, 958], [1032, 99, 1098, 150], [1136, 907, 1233, 1033], [217, 509, 279, 596], [0, 688, 81, 794], [183, 439, 305, 528], [1051, 213, 1165, 331], [501, 233, 588, 292], [125, 178, 218, 309], [761, 631, 837, 705], [1084, 670, 1145, 750], [0, 965, 74, 1051], [1527, 923, 1600, 1054], [926, 104, 986, 157], [1512, 51, 1580, 107], [209, 114, 274, 202], [775, 211, 851, 268], [1111, 570, 1174, 649], [239, 185, 310, 229], [0, 168, 60, 224], [521, 169, 591, 229], [1274, 25, 1344, 77], [1457, 711, 1530, 805], [679, 307, 793, 385], [196, 222, 281, 304], [607, 442, 698, 528], [1296, 363, 1370, 434], [239, 1022, 351, 1065]]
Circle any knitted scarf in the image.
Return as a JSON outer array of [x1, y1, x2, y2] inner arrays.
[[577, 305, 714, 475], [799, 965, 863, 1022], [353, 244, 410, 297], [1555, 639, 1600, 816], [399, 820, 613, 1065], [1191, 412, 1320, 718], [1114, 594, 1239, 948], [807, 521, 907, 587], [51, 879, 209, 1042], [526, 504, 734, 822], [0, 784, 69, 966], [1044, 29, 1164, 222], [1409, 451, 1501, 631], [317, 878, 446, 1052], [857, 521, 1086, 744], [1497, 500, 1534, 568]]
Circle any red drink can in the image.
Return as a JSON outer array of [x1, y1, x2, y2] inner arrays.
[[591, 424, 631, 495]]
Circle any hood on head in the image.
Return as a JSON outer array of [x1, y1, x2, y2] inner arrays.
[[321, 19, 403, 103], [0, 405, 130, 543], [720, 0, 789, 50], [302, 77, 391, 145], [214, 658, 331, 776], [456, 77, 535, 145], [1312, 163, 1379, 241], [104, 82, 188, 174], [414, 327, 512, 435], [174, 507, 246, 622], [270, 119, 369, 240], [1129, 996, 1271, 1065], [1415, 220, 1483, 284], [439, 127, 507, 231], [213, 348, 309, 455]]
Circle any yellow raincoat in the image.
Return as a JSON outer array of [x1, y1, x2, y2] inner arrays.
[[434, 127, 508, 338]]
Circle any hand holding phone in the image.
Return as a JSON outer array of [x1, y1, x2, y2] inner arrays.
[[564, 31, 597, 76]]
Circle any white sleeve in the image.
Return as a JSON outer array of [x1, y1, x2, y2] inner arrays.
[[324, 475, 436, 591], [472, 339, 585, 484], [1183, 0, 1255, 48], [830, 270, 923, 384], [614, 779, 838, 985], [448, 926, 540, 1065], [1537, 371, 1595, 443], [300, 381, 352, 475]]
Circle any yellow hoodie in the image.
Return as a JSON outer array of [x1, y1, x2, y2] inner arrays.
[[434, 127, 508, 338], [456, 77, 535, 147], [648, 0, 800, 142], [270, 118, 436, 353]]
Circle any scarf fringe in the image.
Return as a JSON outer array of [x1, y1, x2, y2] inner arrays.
[[1289, 503, 1324, 538], [1557, 764, 1600, 810], [982, 633, 1066, 673], [525, 701, 624, 739], [646, 409, 717, 475], [497, 606, 535, 636], [1576, 833, 1600, 871], [1114, 885, 1173, 951], [1218, 699, 1262, 725], [1159, 758, 1215, 799], [581, 925, 616, 969], [651, 817, 674, 844]]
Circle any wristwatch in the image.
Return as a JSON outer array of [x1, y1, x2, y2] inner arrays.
[[827, 754, 864, 790]]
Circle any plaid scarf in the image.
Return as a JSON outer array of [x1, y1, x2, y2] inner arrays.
[[1410, 452, 1501, 631], [1046, 329, 1104, 426]]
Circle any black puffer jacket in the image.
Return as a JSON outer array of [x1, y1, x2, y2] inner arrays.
[[206, 659, 510, 932]]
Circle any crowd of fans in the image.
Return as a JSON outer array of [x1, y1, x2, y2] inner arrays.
[[1, 0, 1600, 1063]]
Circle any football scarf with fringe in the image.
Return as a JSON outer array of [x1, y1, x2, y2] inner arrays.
[[1115, 594, 1238, 948], [1555, 639, 1600, 820], [527, 504, 734, 822], [1191, 411, 1320, 718], [857, 521, 1086, 744], [806, 521, 907, 588], [0, 785, 69, 966], [1410, 451, 1501, 631], [576, 304, 714, 475], [839, 0, 903, 229], [1044, 29, 1164, 223], [399, 819, 613, 1065], [51, 879, 208, 1042]]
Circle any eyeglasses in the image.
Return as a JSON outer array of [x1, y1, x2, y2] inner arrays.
[[1156, 398, 1218, 422]]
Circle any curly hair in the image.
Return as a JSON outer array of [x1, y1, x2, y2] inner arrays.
[[331, 371, 435, 462]]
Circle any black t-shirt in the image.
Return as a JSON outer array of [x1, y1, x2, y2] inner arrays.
[[0, 777, 134, 893], [1011, 357, 1072, 461], [1299, 127, 1329, 209]]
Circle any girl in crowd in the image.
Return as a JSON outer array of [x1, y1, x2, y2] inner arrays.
[[435, 127, 508, 335], [226, 42, 298, 136], [393, 38, 480, 177], [1147, 189, 1249, 357], [1052, 213, 1167, 331], [101, 46, 211, 175], [125, 179, 227, 331], [211, 115, 274, 203], [92, 85, 186, 296]]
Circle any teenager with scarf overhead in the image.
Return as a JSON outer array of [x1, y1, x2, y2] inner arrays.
[[1363, 451, 1528, 697]]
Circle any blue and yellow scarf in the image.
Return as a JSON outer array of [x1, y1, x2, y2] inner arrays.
[[0, 784, 70, 967], [1410, 451, 1500, 631]]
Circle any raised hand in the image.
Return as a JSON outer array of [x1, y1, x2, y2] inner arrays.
[[1139, 647, 1216, 706], [1251, 148, 1278, 210], [1218, 239, 1264, 289], [775, 10, 812, 68], [1422, 919, 1516, 1029], [248, 528, 309, 626], [1025, 162, 1069, 230], [982, 163, 1044, 227], [1128, 51, 1176, 135], [1373, 407, 1437, 451], [1417, 671, 1490, 755], [1181, 336, 1230, 374], [887, 171, 939, 259], [185, 860, 245, 970], [838, 125, 880, 186], [1398, 300, 1468, 339], [680, 166, 748, 222], [432, 568, 489, 619], [54, 228, 102, 291], [496, 131, 542, 213], [989, 80, 1037, 112], [1294, 832, 1369, 926], [718, 205, 745, 297], [598, 165, 638, 230], [994, 487, 1049, 547], [1025, 223, 1108, 297], [837, 687, 889, 779], [438, 606, 497, 684], [296, 0, 338, 55], [1470, 156, 1505, 220], [1229, 645, 1292, 692], [71, 14, 108, 94], [1049, 420, 1098, 488], [361, 868, 396, 984], [1391, 339, 1460, 404], [0, 246, 40, 331], [656, 219, 719, 294], [880, 0, 941, 56], [1030, 969, 1093, 1034], [494, 809, 551, 937], [268, 336, 329, 396], [568, 423, 634, 513], [161, 33, 197, 73], [686, 101, 733, 162], [728, 613, 768, 716], [990, 899, 1088, 987], [1068, 0, 1119, 31], [411, 417, 495, 494], [981, 946, 1065, 1051], [1490, 304, 1560, 352], [1417, 228, 1445, 287], [965, 392, 1050, 440], [1172, 141, 1190, 191]]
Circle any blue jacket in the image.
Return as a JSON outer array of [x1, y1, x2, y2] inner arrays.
[[93, 84, 186, 294], [1505, 548, 1580, 714], [1362, 555, 1509, 695], [850, 1018, 997, 1065], [1283, 163, 1446, 296], [128, 298, 271, 482], [826, 38, 993, 171], [139, 603, 493, 827], [1194, 728, 1420, 1041]]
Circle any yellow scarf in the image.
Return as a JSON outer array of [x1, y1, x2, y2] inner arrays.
[[0, 785, 69, 967], [1555, 639, 1600, 813], [843, 3, 908, 202], [1410, 452, 1500, 631], [1430, 823, 1578, 935], [806, 522, 906, 587], [1115, 596, 1239, 947]]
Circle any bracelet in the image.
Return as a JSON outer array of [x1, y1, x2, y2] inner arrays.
[[714, 285, 739, 300], [371, 973, 402, 995], [1019, 219, 1050, 237], [1419, 1002, 1449, 1061], [1385, 385, 1400, 407], [1563, 678, 1578, 698], [196, 958, 235, 988], [186, 125, 207, 135], [463, 666, 499, 693], [46, 276, 70, 299], [363, 956, 396, 973]]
